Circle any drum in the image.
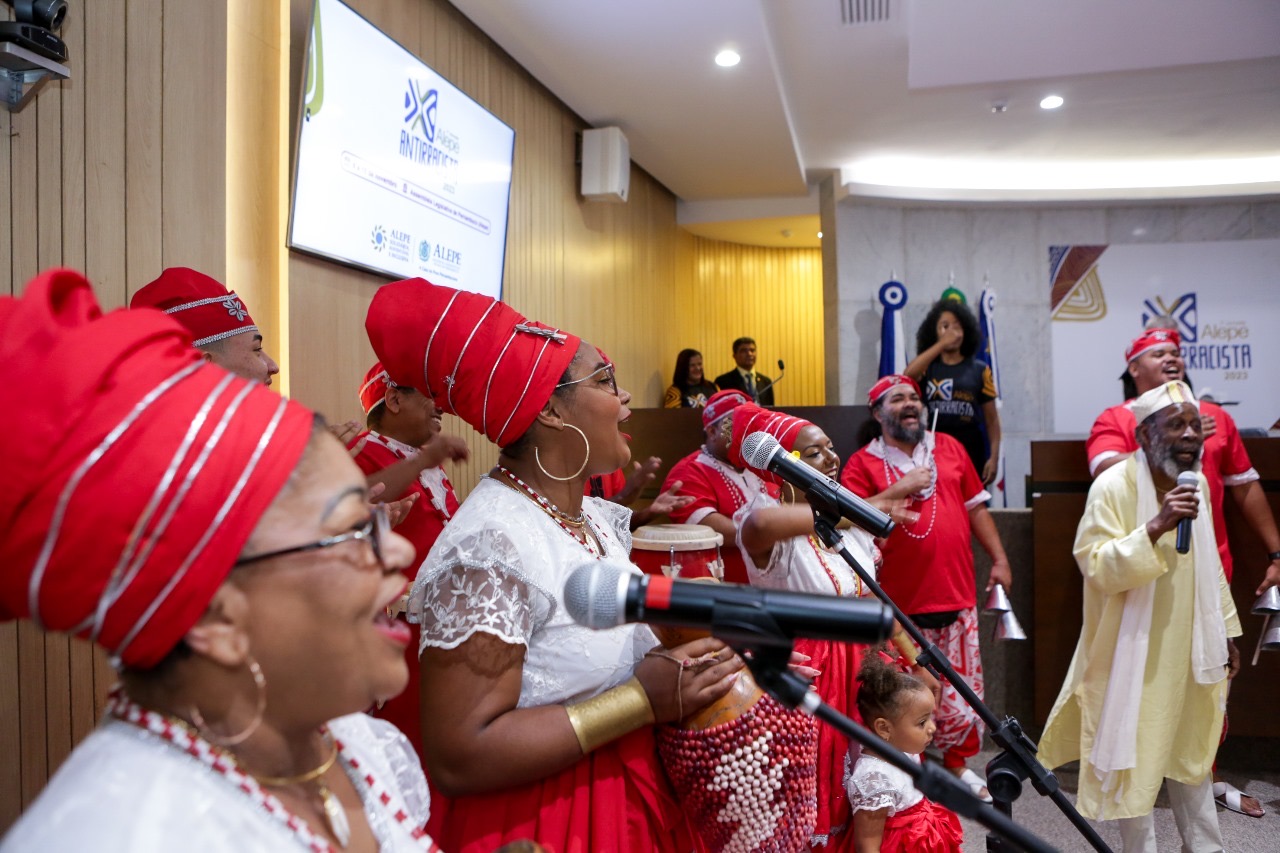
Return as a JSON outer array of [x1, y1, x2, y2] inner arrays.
[[651, 579, 819, 852], [630, 523, 724, 580]]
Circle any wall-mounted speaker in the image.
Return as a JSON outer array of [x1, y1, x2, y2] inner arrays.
[[581, 127, 630, 203]]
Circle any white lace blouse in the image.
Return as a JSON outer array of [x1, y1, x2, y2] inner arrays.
[[733, 492, 880, 597], [846, 752, 923, 817], [409, 476, 658, 707], [1, 713, 431, 852]]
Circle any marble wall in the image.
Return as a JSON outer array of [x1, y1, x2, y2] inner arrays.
[[830, 199, 1280, 506]]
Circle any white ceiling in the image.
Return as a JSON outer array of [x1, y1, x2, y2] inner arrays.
[[449, 0, 1280, 246]]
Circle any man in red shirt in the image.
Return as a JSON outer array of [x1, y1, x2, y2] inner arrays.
[[841, 375, 1011, 801], [350, 362, 468, 756], [662, 389, 780, 584], [1087, 328, 1280, 818]]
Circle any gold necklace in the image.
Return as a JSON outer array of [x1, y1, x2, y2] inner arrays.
[[252, 735, 351, 848]]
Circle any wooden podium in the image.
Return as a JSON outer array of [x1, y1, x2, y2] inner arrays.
[[1030, 438, 1280, 737]]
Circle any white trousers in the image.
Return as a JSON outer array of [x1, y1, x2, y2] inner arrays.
[[1115, 775, 1223, 853]]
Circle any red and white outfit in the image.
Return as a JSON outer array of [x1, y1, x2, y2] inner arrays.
[[1087, 399, 1258, 582], [410, 477, 693, 853], [841, 432, 990, 766], [663, 448, 779, 584], [736, 491, 881, 847], [844, 753, 962, 853], [351, 430, 459, 759], [3, 695, 440, 853]]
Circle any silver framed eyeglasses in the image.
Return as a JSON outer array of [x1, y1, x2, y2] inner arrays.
[[235, 503, 391, 569], [556, 363, 618, 396]]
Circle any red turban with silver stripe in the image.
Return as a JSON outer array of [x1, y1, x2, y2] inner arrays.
[[0, 269, 312, 668], [729, 403, 811, 484], [366, 278, 581, 447], [358, 362, 392, 415], [130, 267, 259, 348]]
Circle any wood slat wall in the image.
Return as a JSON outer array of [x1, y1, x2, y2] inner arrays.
[[284, 0, 825, 501], [0, 0, 229, 832], [2, 0, 824, 832]]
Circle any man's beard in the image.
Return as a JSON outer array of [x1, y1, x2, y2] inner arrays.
[[1146, 431, 1201, 480], [883, 407, 926, 445]]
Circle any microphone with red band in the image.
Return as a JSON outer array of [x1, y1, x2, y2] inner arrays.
[[564, 559, 894, 644]]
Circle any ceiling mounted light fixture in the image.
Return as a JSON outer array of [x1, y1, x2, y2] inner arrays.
[[714, 49, 740, 68], [1039, 95, 1064, 110]]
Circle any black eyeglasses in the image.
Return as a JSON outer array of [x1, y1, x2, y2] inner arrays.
[[556, 363, 619, 397], [234, 503, 391, 569]]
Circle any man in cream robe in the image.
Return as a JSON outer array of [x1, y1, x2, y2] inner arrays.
[[1040, 381, 1241, 853]]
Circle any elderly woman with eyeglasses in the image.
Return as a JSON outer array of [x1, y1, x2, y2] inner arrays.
[[366, 279, 745, 853], [1, 270, 455, 852]]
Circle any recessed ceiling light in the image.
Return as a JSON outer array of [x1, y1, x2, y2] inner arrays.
[[715, 49, 740, 68], [1040, 95, 1064, 110]]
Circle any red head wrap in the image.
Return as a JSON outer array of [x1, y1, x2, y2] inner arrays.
[[867, 374, 921, 407], [0, 269, 312, 668], [130, 267, 260, 348], [366, 278, 581, 447], [1125, 328, 1182, 363], [728, 403, 813, 483], [703, 389, 751, 430], [358, 362, 392, 415]]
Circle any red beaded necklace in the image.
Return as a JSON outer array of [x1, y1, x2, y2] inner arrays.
[[493, 466, 602, 558], [879, 440, 938, 540]]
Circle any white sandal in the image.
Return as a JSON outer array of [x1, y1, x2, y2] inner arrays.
[[1213, 781, 1265, 818], [959, 767, 994, 803]]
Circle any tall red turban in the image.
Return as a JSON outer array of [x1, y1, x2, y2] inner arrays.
[[0, 269, 312, 668], [366, 278, 581, 447], [130, 266, 260, 348], [728, 403, 812, 484]]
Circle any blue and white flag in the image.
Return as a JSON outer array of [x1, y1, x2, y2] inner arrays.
[[878, 280, 909, 377], [977, 287, 1006, 505]]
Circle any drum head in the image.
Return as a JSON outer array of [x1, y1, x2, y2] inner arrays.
[[631, 523, 723, 551]]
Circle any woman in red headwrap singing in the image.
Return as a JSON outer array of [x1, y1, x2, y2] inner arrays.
[[728, 405, 931, 850], [0, 270, 453, 852], [366, 278, 746, 853]]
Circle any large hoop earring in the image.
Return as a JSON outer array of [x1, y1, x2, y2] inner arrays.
[[189, 656, 267, 747], [534, 423, 591, 482]]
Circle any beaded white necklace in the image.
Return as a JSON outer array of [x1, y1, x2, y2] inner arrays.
[[879, 439, 939, 540], [105, 688, 441, 852]]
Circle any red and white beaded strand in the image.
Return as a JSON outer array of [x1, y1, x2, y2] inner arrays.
[[880, 443, 938, 540], [493, 466, 602, 558], [105, 688, 441, 852], [805, 534, 864, 597]]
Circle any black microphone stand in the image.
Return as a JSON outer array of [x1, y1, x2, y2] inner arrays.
[[807, 501, 1113, 853], [703, 597, 1057, 852]]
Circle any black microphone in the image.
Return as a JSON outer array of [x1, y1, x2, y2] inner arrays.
[[742, 431, 895, 537], [754, 360, 786, 402], [1175, 470, 1197, 554], [564, 560, 894, 644]]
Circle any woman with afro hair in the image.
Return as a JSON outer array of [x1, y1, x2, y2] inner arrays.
[[904, 298, 1002, 485]]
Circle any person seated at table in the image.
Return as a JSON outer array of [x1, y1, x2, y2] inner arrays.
[[664, 347, 718, 408]]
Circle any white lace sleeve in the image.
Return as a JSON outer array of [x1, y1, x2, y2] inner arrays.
[[410, 523, 556, 653], [846, 756, 913, 816]]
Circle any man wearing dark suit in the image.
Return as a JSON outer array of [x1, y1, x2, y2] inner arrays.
[[714, 336, 774, 405]]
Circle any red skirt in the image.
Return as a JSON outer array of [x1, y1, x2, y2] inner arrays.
[[796, 638, 866, 847], [429, 726, 696, 853], [880, 798, 963, 853]]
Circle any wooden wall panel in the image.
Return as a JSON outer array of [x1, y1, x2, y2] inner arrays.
[[1, 0, 232, 833]]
